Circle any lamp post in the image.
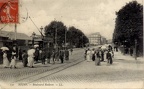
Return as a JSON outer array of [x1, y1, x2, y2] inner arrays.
[[31, 32, 36, 46], [40, 26, 44, 49], [81, 34, 84, 48], [65, 28, 67, 50], [53, 22, 57, 49]]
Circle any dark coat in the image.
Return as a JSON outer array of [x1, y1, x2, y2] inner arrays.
[[106, 52, 113, 64], [22, 52, 28, 67]]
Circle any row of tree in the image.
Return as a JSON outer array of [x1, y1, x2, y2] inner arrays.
[[113, 1, 143, 55], [44, 21, 89, 48]]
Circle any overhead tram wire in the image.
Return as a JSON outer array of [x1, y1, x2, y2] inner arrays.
[[29, 16, 44, 37]]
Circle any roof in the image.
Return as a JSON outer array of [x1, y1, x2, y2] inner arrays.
[[88, 32, 101, 37], [0, 31, 31, 40]]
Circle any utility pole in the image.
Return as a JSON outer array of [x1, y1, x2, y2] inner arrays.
[[14, 24, 17, 40], [40, 26, 44, 49], [82, 34, 83, 48], [134, 39, 137, 60], [31, 32, 36, 46], [65, 28, 67, 50]]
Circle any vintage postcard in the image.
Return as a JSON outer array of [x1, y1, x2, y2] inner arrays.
[[0, 0, 143, 89]]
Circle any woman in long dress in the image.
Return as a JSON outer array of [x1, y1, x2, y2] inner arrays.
[[95, 50, 101, 66], [2, 50, 9, 68], [28, 48, 35, 68], [86, 49, 91, 62], [10, 50, 17, 69]]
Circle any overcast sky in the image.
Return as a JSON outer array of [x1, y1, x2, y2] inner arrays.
[[0, 0, 143, 39]]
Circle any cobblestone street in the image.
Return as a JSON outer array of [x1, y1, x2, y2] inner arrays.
[[0, 48, 143, 89]]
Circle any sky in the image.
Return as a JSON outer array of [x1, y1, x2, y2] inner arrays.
[[0, 0, 143, 39]]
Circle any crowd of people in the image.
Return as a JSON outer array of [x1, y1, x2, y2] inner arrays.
[[0, 45, 70, 69], [84, 45, 114, 66]]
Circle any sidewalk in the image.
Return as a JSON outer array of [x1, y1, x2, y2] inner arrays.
[[114, 50, 143, 61], [113, 50, 144, 71]]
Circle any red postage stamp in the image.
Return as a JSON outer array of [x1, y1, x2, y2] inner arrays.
[[0, 0, 18, 23]]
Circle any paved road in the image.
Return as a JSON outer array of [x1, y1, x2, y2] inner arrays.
[[0, 47, 144, 89], [0, 48, 85, 83], [30, 51, 144, 88]]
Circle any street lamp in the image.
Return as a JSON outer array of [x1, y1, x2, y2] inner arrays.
[[40, 26, 43, 34], [31, 32, 36, 46], [40, 26, 44, 49], [65, 28, 67, 50]]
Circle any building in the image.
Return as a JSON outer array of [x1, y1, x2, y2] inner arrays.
[[0, 31, 31, 50], [101, 36, 107, 45], [88, 32, 107, 46], [88, 32, 101, 46]]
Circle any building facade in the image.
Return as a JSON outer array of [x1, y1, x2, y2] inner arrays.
[[88, 32, 101, 46], [88, 32, 107, 46]]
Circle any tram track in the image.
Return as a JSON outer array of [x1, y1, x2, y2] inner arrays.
[[13, 49, 85, 83], [14, 58, 85, 83]]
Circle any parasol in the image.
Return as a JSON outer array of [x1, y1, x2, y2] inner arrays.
[[34, 44, 39, 48], [0, 47, 9, 51], [101, 45, 107, 50]]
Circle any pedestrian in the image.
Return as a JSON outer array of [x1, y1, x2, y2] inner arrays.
[[28, 48, 35, 68], [59, 49, 64, 63], [129, 46, 133, 56], [95, 50, 101, 66], [84, 49, 87, 60], [2, 50, 9, 68], [106, 50, 113, 65], [0, 49, 3, 64], [86, 48, 91, 62], [52, 49, 56, 64], [18, 48, 22, 60], [91, 49, 95, 61], [108, 45, 113, 51], [22, 50, 28, 67], [10, 47, 17, 69], [65, 49, 69, 61], [55, 50, 60, 62], [100, 50, 104, 62], [34, 47, 39, 63], [41, 49, 46, 65], [70, 48, 73, 55]]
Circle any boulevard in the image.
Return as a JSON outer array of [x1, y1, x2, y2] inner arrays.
[[0, 46, 143, 89]]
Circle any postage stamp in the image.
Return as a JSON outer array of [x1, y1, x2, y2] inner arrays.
[[0, 0, 18, 23]]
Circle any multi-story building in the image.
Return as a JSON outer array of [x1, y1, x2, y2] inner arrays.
[[88, 32, 107, 46], [88, 32, 101, 46]]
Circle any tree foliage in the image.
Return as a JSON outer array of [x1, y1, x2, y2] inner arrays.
[[113, 1, 143, 52], [44, 21, 67, 46], [44, 21, 89, 48], [67, 26, 89, 47]]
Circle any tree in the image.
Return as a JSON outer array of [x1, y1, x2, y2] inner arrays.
[[67, 26, 89, 48], [44, 21, 67, 47], [113, 1, 143, 55]]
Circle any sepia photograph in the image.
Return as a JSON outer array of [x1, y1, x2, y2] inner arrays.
[[0, 0, 143, 89]]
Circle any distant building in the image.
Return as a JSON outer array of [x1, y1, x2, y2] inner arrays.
[[88, 32, 107, 46], [107, 39, 112, 44], [88, 32, 101, 46], [101, 36, 107, 45]]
